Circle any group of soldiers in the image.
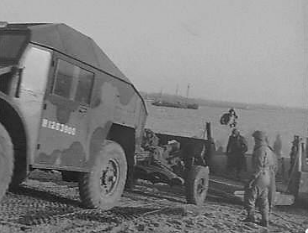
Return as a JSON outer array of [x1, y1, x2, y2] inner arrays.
[[143, 110, 294, 228], [226, 128, 277, 227]]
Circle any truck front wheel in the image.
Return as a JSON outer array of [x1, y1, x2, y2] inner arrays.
[[0, 123, 14, 202], [185, 165, 209, 206], [78, 140, 127, 209]]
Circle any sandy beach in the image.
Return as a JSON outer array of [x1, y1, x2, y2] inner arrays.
[[0, 170, 307, 233]]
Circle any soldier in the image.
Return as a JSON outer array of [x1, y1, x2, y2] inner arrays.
[[243, 130, 277, 227], [273, 134, 283, 180], [226, 128, 248, 179], [289, 136, 299, 177]]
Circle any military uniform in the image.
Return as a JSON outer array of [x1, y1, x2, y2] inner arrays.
[[289, 136, 299, 177], [226, 129, 248, 178], [244, 130, 277, 227]]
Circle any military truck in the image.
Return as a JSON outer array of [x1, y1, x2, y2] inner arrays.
[[0, 22, 147, 210]]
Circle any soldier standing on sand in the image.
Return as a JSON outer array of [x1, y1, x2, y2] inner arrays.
[[289, 135, 299, 177], [273, 134, 283, 180], [243, 130, 277, 227], [225, 128, 248, 179]]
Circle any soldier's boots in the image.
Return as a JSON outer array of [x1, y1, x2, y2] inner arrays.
[[242, 211, 255, 223], [260, 209, 269, 227], [243, 216, 269, 227], [259, 219, 269, 227], [243, 216, 255, 223]]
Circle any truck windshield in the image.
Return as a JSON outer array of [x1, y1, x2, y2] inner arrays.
[[0, 31, 29, 64]]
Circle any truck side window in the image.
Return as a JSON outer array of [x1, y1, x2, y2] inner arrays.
[[75, 68, 94, 105], [53, 60, 75, 99]]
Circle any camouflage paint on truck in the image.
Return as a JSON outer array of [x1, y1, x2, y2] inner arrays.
[[0, 23, 147, 173]]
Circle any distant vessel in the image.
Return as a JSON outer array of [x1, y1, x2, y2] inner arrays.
[[151, 100, 198, 109], [151, 84, 199, 110]]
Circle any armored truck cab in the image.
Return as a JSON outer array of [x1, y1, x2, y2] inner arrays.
[[0, 23, 147, 209]]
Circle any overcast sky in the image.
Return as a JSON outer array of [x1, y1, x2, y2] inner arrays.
[[1, 0, 307, 108]]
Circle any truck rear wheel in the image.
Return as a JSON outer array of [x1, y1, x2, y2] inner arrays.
[[0, 123, 14, 201], [185, 165, 209, 206], [79, 140, 127, 209]]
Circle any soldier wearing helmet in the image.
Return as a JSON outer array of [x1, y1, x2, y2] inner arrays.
[[243, 130, 277, 227]]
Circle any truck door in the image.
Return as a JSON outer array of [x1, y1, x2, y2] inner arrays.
[[15, 45, 52, 161], [34, 55, 94, 170]]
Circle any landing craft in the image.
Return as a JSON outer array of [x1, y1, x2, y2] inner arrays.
[[0, 22, 147, 209]]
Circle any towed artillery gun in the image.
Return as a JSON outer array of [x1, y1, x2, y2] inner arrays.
[[134, 123, 215, 205], [0, 22, 147, 209]]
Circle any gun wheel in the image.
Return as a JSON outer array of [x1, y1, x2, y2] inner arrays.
[[185, 165, 209, 206]]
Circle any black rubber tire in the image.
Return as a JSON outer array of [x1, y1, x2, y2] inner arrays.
[[9, 150, 27, 191], [185, 165, 209, 206], [79, 140, 127, 209], [0, 123, 14, 201]]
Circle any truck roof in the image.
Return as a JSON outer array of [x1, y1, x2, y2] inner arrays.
[[7, 23, 130, 83], [5, 22, 147, 115]]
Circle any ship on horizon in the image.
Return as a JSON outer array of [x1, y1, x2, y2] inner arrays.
[[151, 84, 199, 110]]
